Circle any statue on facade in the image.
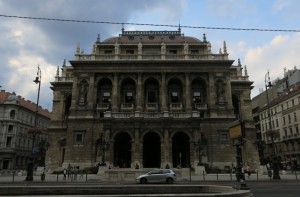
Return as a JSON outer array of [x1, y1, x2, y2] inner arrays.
[[183, 42, 189, 54], [114, 42, 120, 54], [78, 81, 88, 105], [217, 82, 225, 102]]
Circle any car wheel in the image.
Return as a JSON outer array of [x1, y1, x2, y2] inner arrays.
[[140, 178, 147, 184], [166, 177, 173, 184]]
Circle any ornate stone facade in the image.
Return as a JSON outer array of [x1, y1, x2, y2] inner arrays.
[[46, 29, 259, 170]]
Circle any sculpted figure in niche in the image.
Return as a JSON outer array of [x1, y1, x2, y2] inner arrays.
[[78, 82, 88, 105], [217, 82, 225, 102], [114, 42, 120, 54], [183, 42, 189, 54]]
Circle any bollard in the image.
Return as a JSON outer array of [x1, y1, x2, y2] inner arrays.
[[256, 171, 259, 180], [203, 170, 205, 181], [230, 172, 232, 181], [295, 170, 298, 180], [41, 172, 45, 181], [86, 170, 88, 182], [57, 173, 59, 182], [216, 172, 219, 181]]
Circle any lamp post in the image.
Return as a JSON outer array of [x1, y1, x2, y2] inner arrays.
[[265, 71, 280, 180], [25, 66, 41, 181]]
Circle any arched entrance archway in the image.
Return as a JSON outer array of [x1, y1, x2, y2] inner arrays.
[[172, 132, 190, 168], [143, 132, 161, 168], [114, 132, 131, 168]]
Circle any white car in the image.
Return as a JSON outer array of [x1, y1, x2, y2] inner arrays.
[[136, 169, 176, 184]]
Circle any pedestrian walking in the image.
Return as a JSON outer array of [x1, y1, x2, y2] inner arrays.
[[246, 164, 251, 178], [63, 168, 67, 180]]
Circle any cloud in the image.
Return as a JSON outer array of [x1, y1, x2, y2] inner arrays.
[[244, 33, 300, 97], [0, 0, 186, 111]]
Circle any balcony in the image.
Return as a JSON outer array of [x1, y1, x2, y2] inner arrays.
[[97, 103, 110, 111], [194, 103, 207, 111], [169, 103, 183, 112], [145, 103, 158, 112], [121, 103, 134, 112]]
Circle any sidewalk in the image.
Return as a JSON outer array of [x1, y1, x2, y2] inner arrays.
[[0, 171, 299, 183]]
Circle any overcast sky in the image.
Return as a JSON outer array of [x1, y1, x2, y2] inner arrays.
[[1, 0, 300, 111]]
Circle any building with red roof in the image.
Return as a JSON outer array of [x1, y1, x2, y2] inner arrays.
[[0, 90, 51, 171]]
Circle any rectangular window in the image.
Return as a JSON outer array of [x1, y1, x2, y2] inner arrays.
[[169, 50, 177, 54], [8, 125, 13, 133], [125, 91, 133, 103], [294, 112, 297, 122], [147, 91, 156, 103], [220, 133, 228, 143], [276, 119, 279, 127], [104, 50, 113, 54], [6, 136, 12, 147], [289, 127, 293, 136], [283, 116, 286, 125], [102, 92, 111, 102], [74, 133, 84, 145], [193, 91, 201, 102], [191, 50, 199, 54], [171, 91, 179, 102], [288, 114, 291, 124], [126, 50, 134, 54]]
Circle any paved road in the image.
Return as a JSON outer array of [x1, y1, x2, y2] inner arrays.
[[0, 171, 299, 196]]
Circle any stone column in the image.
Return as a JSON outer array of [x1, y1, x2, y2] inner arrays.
[[88, 74, 94, 110], [136, 73, 143, 111], [132, 128, 140, 167], [163, 129, 171, 168], [161, 73, 168, 111], [111, 73, 119, 112], [185, 73, 192, 112]]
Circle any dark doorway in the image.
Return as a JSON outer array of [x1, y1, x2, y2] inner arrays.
[[143, 132, 161, 168], [172, 132, 190, 168], [114, 132, 132, 168]]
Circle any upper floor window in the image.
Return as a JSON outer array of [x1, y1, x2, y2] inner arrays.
[[74, 132, 84, 145], [8, 125, 13, 133], [10, 110, 16, 119], [193, 92, 201, 102], [220, 133, 229, 143], [6, 136, 12, 147], [294, 112, 297, 122], [169, 50, 177, 54], [171, 91, 179, 102], [191, 50, 199, 54], [126, 50, 134, 54], [147, 91, 156, 103], [125, 91, 133, 103], [102, 92, 111, 103], [104, 50, 113, 54]]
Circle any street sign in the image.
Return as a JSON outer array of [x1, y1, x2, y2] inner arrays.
[[229, 123, 242, 139]]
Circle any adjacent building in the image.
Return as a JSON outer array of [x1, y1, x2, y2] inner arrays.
[[252, 68, 300, 168], [46, 28, 259, 171], [0, 90, 51, 170]]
